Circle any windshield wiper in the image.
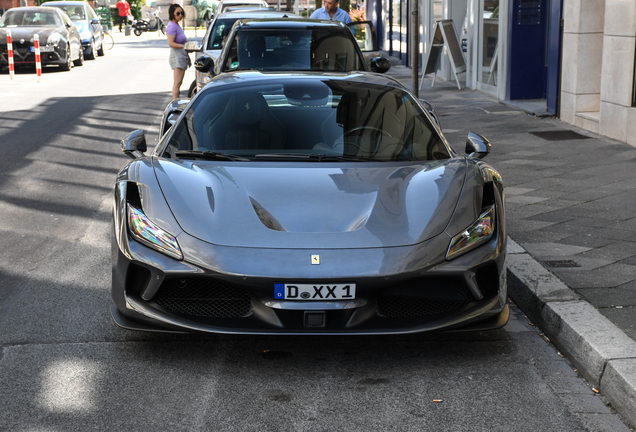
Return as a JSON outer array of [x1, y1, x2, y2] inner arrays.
[[175, 150, 250, 161], [254, 153, 374, 162]]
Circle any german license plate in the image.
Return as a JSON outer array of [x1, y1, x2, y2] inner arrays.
[[274, 283, 356, 300], [31, 46, 53, 52]]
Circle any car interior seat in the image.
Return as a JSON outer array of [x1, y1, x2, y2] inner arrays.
[[240, 35, 267, 69], [208, 92, 286, 151]]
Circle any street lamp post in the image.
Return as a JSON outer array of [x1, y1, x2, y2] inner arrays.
[[410, 0, 419, 98]]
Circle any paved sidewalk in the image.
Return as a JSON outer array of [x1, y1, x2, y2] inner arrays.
[[385, 63, 636, 427]]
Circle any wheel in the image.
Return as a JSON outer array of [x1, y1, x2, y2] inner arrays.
[[86, 38, 97, 60], [187, 79, 198, 98], [73, 45, 84, 66], [97, 38, 105, 56], [104, 32, 114, 50], [60, 44, 72, 71], [160, 24, 166, 35], [134, 28, 143, 37], [344, 126, 392, 138]]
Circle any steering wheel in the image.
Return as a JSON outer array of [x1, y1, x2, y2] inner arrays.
[[344, 126, 392, 138]]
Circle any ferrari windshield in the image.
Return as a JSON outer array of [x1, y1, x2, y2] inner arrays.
[[166, 79, 451, 162], [0, 10, 62, 27], [223, 29, 365, 72]]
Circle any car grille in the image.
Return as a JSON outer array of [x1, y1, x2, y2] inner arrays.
[[11, 41, 33, 62], [376, 278, 474, 318], [153, 278, 253, 318]]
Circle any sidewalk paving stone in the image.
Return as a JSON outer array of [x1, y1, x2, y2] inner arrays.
[[553, 264, 636, 289], [578, 285, 636, 307], [386, 64, 636, 427], [558, 236, 617, 249], [599, 308, 636, 336]]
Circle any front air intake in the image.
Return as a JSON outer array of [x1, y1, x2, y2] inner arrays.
[[376, 278, 473, 318], [152, 278, 253, 318]]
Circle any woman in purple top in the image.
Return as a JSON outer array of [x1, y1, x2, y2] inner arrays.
[[166, 4, 191, 99]]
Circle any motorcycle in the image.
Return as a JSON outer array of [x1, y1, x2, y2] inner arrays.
[[132, 10, 166, 36]]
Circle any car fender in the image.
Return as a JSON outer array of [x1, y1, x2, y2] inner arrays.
[[114, 158, 185, 259], [443, 158, 504, 241]]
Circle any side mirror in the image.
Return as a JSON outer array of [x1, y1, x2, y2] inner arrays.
[[370, 56, 391, 74], [184, 41, 202, 53], [465, 132, 491, 159], [121, 130, 147, 160], [194, 55, 214, 73], [91, 18, 100, 25]]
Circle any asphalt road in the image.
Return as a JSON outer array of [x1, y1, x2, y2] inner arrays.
[[0, 32, 631, 431]]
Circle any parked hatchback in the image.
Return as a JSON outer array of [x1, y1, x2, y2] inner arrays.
[[45, 1, 104, 59]]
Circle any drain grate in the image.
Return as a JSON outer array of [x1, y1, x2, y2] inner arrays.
[[530, 130, 591, 141], [544, 260, 580, 268]]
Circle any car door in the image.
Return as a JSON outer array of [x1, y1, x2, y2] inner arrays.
[[87, 6, 103, 47], [346, 21, 381, 67], [61, 12, 81, 58]]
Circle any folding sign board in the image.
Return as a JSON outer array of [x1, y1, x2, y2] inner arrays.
[[421, 19, 466, 90]]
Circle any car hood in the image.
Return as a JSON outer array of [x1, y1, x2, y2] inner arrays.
[[74, 21, 88, 33], [0, 27, 60, 43], [152, 159, 467, 249]]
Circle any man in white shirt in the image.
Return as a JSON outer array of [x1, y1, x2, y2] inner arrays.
[[310, 0, 352, 24]]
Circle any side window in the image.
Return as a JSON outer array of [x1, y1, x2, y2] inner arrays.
[[225, 38, 239, 70]]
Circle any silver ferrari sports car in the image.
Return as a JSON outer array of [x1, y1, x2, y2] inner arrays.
[[111, 71, 508, 334]]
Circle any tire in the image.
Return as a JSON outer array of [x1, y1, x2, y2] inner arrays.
[[134, 28, 143, 37], [73, 45, 84, 66], [97, 39, 105, 56], [161, 24, 166, 35], [60, 44, 72, 71], [187, 79, 198, 98], [86, 38, 97, 60]]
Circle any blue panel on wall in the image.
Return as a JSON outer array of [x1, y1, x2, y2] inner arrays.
[[546, 0, 563, 114], [507, 0, 548, 100]]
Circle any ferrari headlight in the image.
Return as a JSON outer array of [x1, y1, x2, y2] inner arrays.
[[47, 33, 61, 46], [446, 205, 495, 260], [127, 204, 183, 260]]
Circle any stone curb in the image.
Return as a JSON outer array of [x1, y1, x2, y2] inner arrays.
[[507, 237, 636, 427]]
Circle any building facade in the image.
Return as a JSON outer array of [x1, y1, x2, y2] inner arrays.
[[367, 0, 565, 115], [560, 0, 636, 146]]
